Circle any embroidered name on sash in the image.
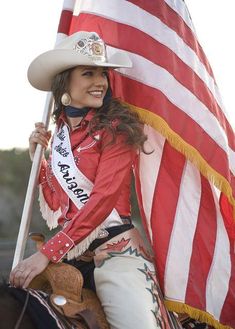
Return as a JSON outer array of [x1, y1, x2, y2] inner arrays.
[[57, 161, 89, 204], [55, 143, 69, 157]]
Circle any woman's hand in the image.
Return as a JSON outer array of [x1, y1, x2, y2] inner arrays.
[[9, 251, 50, 289], [29, 122, 51, 161]]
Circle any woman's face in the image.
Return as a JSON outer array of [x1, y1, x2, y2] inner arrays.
[[68, 66, 109, 108]]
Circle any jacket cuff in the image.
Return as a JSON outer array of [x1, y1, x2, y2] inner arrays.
[[40, 231, 75, 263]]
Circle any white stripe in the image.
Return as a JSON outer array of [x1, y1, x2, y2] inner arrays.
[[108, 48, 235, 175], [206, 185, 231, 319], [164, 0, 196, 32], [56, 33, 69, 44], [74, 0, 226, 115], [138, 125, 165, 243], [63, 0, 75, 11], [164, 161, 201, 301]]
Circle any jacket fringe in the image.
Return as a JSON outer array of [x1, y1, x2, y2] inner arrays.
[[38, 185, 62, 230], [67, 225, 106, 260]]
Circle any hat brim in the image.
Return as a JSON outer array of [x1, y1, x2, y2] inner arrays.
[[27, 48, 132, 91]]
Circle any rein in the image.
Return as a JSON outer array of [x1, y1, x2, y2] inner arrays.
[[14, 290, 30, 329]]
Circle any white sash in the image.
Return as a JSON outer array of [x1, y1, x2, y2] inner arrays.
[[51, 125, 122, 259], [52, 125, 94, 210]]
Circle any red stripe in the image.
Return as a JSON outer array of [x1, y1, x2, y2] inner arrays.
[[150, 141, 186, 290], [70, 13, 235, 151], [110, 72, 231, 180], [220, 242, 235, 327], [57, 9, 73, 35], [185, 176, 217, 309], [127, 0, 214, 78]]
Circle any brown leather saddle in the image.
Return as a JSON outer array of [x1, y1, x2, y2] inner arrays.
[[29, 262, 110, 329], [29, 232, 110, 329], [28, 232, 109, 328]]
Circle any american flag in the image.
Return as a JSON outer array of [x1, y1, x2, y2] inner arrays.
[[57, 1, 235, 328]]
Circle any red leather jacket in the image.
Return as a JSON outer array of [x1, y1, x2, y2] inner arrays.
[[39, 110, 137, 262]]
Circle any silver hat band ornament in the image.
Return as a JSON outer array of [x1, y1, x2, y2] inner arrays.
[[73, 33, 107, 63]]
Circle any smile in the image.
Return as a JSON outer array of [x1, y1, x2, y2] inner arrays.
[[88, 90, 103, 98]]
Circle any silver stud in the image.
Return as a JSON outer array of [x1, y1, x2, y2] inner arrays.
[[52, 256, 57, 261], [65, 243, 70, 247], [98, 229, 109, 238], [59, 250, 64, 255], [50, 249, 54, 252]]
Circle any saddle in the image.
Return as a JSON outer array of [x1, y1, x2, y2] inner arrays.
[[28, 234, 110, 329]]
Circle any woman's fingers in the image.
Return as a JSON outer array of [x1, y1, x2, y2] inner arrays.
[[9, 252, 50, 288], [35, 122, 45, 128], [9, 268, 23, 287], [30, 130, 49, 148], [10, 265, 27, 287], [22, 270, 38, 289], [12, 269, 31, 288], [29, 123, 52, 160]]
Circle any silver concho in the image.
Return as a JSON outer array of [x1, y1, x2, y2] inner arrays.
[[73, 33, 106, 62], [53, 295, 67, 306]]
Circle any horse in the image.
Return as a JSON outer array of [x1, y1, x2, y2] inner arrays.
[[0, 262, 110, 329], [0, 281, 35, 329]]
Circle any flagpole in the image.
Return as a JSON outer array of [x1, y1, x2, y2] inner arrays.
[[12, 93, 53, 269], [11, 0, 73, 270]]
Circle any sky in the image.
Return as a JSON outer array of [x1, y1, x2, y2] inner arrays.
[[0, 0, 234, 149]]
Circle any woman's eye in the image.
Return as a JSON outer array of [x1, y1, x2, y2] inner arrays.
[[82, 71, 93, 76], [102, 71, 108, 77]]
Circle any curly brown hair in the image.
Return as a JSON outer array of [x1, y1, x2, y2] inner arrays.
[[51, 68, 148, 152]]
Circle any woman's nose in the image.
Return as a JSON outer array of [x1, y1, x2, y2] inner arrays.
[[94, 74, 107, 86]]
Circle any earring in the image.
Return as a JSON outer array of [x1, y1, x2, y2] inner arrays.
[[61, 93, 71, 106]]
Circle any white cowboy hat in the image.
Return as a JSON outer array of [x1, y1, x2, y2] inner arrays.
[[27, 31, 132, 91]]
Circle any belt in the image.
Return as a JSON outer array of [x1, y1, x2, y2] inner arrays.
[[96, 216, 132, 239], [89, 222, 134, 251]]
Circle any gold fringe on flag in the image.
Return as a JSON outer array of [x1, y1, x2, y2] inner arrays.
[[165, 300, 233, 329], [128, 103, 235, 219]]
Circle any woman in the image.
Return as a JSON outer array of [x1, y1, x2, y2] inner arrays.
[[10, 31, 170, 329]]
